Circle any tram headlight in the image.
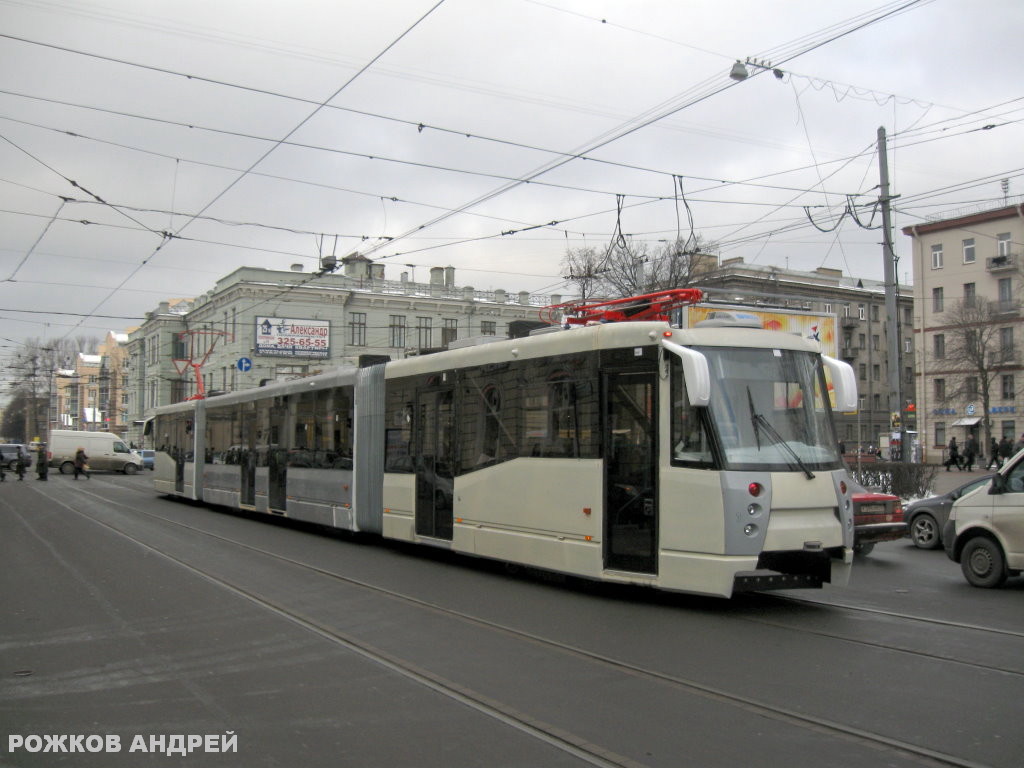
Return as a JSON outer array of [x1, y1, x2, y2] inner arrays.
[[747, 503, 762, 517], [743, 523, 758, 537]]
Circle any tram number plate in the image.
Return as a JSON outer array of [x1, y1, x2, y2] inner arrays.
[[859, 503, 885, 514]]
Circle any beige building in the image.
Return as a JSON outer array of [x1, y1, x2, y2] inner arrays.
[[49, 332, 132, 437], [123, 261, 564, 446], [903, 201, 1024, 463]]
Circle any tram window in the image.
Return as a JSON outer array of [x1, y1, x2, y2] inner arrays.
[[520, 356, 599, 459], [670, 358, 713, 467], [205, 405, 238, 464], [461, 367, 519, 470], [384, 378, 414, 472]]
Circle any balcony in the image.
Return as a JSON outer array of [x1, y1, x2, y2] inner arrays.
[[840, 316, 861, 329], [986, 253, 1018, 271], [840, 346, 859, 360], [993, 299, 1021, 317]]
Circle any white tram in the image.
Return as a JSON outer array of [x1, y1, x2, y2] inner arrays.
[[151, 310, 859, 598]]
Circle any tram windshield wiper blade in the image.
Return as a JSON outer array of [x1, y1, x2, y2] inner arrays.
[[746, 387, 815, 479]]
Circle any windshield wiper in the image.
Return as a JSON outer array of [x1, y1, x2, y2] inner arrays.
[[746, 387, 815, 479]]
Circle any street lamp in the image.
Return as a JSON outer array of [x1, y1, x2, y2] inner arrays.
[[729, 58, 786, 82]]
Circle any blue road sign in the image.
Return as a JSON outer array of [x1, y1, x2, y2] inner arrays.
[[237, 357, 252, 372]]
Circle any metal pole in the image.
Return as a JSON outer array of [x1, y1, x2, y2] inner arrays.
[[878, 126, 908, 462]]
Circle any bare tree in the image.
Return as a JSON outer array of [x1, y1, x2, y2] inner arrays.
[[562, 235, 717, 300], [939, 297, 1012, 451]]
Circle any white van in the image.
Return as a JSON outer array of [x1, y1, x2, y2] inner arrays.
[[48, 430, 144, 475], [944, 453, 1024, 587]]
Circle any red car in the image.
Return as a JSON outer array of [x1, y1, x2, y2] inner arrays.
[[850, 482, 906, 555]]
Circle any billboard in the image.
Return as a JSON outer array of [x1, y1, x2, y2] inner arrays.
[[682, 305, 837, 357], [255, 317, 330, 358]]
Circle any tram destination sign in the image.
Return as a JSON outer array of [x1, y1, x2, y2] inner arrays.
[[255, 317, 330, 358]]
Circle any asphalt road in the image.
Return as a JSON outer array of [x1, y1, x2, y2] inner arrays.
[[2, 472, 1022, 767]]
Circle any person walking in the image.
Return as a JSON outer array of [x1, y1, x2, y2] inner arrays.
[[962, 436, 977, 472], [945, 436, 960, 471], [986, 437, 1001, 470], [35, 444, 48, 481], [73, 447, 90, 480], [1000, 435, 1013, 467]]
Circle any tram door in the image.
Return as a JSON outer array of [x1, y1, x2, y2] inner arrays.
[[603, 371, 658, 574], [414, 388, 454, 540]]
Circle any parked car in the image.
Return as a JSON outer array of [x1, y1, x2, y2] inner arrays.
[[138, 450, 155, 470], [945, 464, 1023, 588], [850, 480, 905, 555], [904, 474, 993, 550], [0, 444, 29, 470]]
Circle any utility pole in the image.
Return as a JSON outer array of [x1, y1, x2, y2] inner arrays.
[[878, 126, 909, 462]]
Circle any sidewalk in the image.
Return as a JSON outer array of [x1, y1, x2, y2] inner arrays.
[[927, 465, 997, 496]]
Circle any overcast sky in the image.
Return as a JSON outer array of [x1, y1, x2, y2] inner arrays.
[[1, 0, 1022, 363]]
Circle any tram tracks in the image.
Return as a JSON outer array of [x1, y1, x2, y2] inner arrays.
[[32, 480, 1010, 768]]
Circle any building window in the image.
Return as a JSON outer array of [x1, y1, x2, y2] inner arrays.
[[442, 319, 458, 347], [904, 339, 912, 354], [933, 333, 945, 359], [481, 321, 496, 336], [416, 317, 432, 349], [1000, 327, 1013, 361], [872, 364, 880, 382], [872, 334, 879, 350], [389, 315, 406, 348], [1002, 374, 1015, 400], [963, 237, 975, 263], [966, 376, 978, 397], [998, 277, 1013, 310], [932, 287, 944, 313], [935, 422, 945, 449], [963, 282, 975, 308], [903, 306, 913, 325], [871, 304, 880, 322], [858, 304, 866, 320], [824, 303, 832, 314], [931, 243, 944, 269], [858, 363, 867, 381], [1001, 420, 1016, 440], [997, 232, 1012, 257], [873, 393, 881, 411], [858, 333, 866, 349], [934, 378, 945, 400], [349, 312, 366, 346]]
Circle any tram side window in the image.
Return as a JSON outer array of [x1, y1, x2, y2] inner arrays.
[[289, 388, 354, 469], [384, 377, 414, 473], [520, 355, 599, 459], [670, 357, 714, 467], [205, 405, 238, 464], [156, 411, 194, 462], [460, 366, 518, 471]]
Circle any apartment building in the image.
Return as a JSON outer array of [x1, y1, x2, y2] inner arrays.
[[903, 201, 1024, 463]]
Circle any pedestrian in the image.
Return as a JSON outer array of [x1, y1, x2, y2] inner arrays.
[[963, 436, 977, 472], [14, 449, 27, 481], [1015, 433, 1024, 454], [945, 437, 960, 471], [35, 444, 48, 481], [1000, 435, 1013, 467], [73, 447, 90, 480], [986, 437, 1001, 470]]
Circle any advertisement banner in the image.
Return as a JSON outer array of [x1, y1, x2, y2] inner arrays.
[[255, 317, 330, 358]]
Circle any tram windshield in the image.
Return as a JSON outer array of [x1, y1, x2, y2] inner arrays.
[[673, 346, 842, 472]]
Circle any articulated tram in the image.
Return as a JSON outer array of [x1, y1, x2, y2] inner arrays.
[[151, 304, 859, 598]]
